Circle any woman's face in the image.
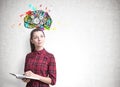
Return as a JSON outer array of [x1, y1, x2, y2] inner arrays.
[[31, 31, 45, 49]]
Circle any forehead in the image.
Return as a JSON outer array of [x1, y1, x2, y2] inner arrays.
[[33, 31, 44, 36]]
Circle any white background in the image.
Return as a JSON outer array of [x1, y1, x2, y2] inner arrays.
[[0, 0, 120, 87]]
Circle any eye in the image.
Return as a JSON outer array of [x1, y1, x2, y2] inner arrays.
[[40, 35, 44, 38], [33, 36, 38, 39]]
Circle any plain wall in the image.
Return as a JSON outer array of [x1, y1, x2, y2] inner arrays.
[[0, 0, 120, 87]]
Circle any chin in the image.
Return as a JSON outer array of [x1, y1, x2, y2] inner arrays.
[[37, 45, 43, 48]]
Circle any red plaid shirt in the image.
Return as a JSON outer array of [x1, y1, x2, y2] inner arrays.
[[24, 49, 56, 87]]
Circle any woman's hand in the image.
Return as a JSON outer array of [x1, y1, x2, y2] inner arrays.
[[22, 78, 30, 83], [25, 71, 36, 77], [22, 71, 35, 83]]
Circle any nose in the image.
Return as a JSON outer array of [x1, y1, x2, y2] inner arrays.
[[38, 37, 41, 41]]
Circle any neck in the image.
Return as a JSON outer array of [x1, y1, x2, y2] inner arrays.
[[35, 46, 44, 51]]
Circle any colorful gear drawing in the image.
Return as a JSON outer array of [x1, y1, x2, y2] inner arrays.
[[24, 10, 52, 30]]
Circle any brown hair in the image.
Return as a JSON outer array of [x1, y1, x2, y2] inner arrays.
[[30, 28, 45, 52]]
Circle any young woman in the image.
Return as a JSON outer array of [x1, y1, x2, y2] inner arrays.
[[23, 28, 56, 87]]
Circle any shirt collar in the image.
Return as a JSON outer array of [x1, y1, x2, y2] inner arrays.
[[33, 48, 46, 55]]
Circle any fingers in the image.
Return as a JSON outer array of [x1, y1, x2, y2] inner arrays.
[[22, 78, 30, 83], [25, 71, 33, 76]]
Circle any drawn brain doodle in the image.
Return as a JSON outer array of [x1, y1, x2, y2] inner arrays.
[[24, 10, 52, 30]]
